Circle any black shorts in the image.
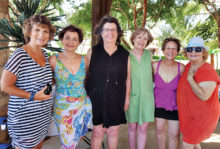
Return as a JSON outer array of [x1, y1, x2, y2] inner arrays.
[[155, 108, 179, 120]]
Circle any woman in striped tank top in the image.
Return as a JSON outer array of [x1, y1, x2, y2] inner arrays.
[[1, 15, 55, 149]]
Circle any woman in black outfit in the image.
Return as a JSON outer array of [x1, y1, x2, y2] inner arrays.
[[86, 15, 131, 149]]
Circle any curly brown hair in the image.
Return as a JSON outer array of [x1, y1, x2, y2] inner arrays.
[[95, 15, 123, 45], [162, 37, 181, 53], [58, 25, 83, 43], [22, 15, 55, 43], [130, 27, 153, 47]]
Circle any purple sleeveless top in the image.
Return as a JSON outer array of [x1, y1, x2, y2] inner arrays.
[[154, 61, 181, 111]]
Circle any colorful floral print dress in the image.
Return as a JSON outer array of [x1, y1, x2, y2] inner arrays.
[[53, 54, 92, 149]]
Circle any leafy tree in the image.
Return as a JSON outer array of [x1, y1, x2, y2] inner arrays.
[[0, 0, 64, 51], [67, 0, 183, 48], [199, 0, 220, 66], [68, 0, 92, 35], [110, 0, 188, 48], [163, 0, 220, 66]]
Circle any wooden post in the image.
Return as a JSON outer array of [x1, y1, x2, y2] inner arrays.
[[0, 0, 10, 144]]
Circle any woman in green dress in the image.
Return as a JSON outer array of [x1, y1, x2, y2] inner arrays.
[[126, 27, 154, 149]]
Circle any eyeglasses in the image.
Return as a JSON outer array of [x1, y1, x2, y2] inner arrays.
[[185, 47, 204, 53], [102, 28, 117, 33]]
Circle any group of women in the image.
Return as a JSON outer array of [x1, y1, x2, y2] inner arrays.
[[0, 14, 219, 149]]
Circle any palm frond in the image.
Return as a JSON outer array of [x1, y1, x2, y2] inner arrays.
[[0, 0, 63, 52], [0, 45, 23, 50]]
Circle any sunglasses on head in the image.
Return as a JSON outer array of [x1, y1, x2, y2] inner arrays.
[[185, 47, 204, 53]]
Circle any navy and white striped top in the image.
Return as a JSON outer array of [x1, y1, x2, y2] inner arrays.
[[5, 48, 53, 148]]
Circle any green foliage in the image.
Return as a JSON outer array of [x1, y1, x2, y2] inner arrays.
[[111, 0, 180, 31], [45, 0, 65, 14], [67, 0, 92, 34], [66, 0, 184, 35], [0, 18, 25, 47], [152, 55, 164, 60], [208, 48, 220, 55], [160, 1, 199, 42], [0, 0, 64, 51], [60, 0, 219, 51], [215, 69, 220, 77], [192, 16, 217, 40], [152, 55, 187, 61], [160, 0, 219, 50]]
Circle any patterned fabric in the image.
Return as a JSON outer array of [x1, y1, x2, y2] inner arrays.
[[5, 48, 53, 148], [53, 54, 92, 149]]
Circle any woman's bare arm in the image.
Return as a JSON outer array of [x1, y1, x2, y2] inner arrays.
[[187, 69, 217, 101], [124, 57, 131, 111], [1, 70, 51, 101]]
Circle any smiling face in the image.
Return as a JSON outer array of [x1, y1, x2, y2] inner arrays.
[[101, 23, 118, 44], [133, 32, 149, 50], [186, 47, 204, 62], [163, 41, 178, 60], [61, 31, 80, 52], [29, 24, 50, 47]]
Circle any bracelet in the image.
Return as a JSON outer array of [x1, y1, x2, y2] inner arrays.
[[30, 92, 35, 101]]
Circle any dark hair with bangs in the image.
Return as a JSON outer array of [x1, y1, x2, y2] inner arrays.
[[58, 25, 83, 43], [162, 37, 181, 53]]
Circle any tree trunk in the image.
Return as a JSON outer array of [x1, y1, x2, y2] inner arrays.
[[218, 21, 220, 49], [92, 0, 112, 46], [0, 0, 10, 144], [211, 54, 214, 67]]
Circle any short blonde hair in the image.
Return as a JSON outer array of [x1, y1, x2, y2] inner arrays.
[[23, 15, 55, 43], [130, 27, 153, 47]]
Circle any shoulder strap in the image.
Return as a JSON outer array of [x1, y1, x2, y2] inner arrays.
[[178, 62, 180, 75], [81, 55, 85, 68], [54, 53, 60, 61], [55, 53, 58, 58], [156, 60, 161, 74]]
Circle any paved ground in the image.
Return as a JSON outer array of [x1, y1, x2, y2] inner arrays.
[[42, 121, 220, 149]]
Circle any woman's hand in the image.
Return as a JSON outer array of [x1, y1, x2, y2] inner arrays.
[[34, 86, 52, 101], [124, 98, 129, 111], [124, 56, 131, 111], [187, 67, 217, 101], [187, 67, 195, 82]]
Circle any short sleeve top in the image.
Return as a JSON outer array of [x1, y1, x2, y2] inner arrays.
[[177, 62, 220, 144], [4, 48, 53, 117]]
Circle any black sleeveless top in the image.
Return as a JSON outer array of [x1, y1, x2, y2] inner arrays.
[[86, 44, 129, 128]]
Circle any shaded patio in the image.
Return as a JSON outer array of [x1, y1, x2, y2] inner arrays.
[[43, 121, 220, 149]]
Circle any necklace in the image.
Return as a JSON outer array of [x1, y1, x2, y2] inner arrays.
[[190, 61, 205, 73]]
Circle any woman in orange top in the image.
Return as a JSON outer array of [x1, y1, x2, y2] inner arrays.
[[177, 37, 220, 149]]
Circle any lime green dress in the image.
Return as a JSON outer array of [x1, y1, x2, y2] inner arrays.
[[126, 50, 155, 125]]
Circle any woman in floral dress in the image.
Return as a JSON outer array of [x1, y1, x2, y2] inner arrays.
[[49, 25, 92, 149]]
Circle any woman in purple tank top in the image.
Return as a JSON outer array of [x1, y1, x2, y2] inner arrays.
[[152, 38, 185, 149]]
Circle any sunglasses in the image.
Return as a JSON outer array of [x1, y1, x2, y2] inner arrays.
[[185, 47, 204, 53]]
